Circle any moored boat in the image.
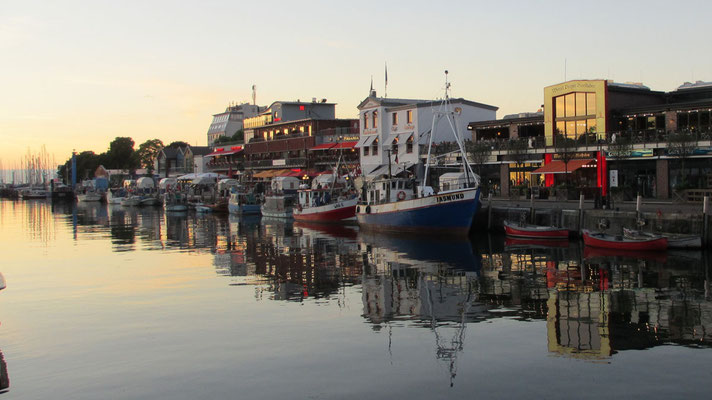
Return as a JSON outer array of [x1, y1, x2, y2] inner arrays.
[[294, 172, 358, 224], [582, 229, 668, 251], [228, 188, 262, 215], [356, 72, 481, 236], [623, 227, 702, 249], [503, 221, 569, 239], [261, 176, 299, 218]]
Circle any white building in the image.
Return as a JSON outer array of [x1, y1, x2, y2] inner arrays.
[[356, 90, 498, 177], [207, 103, 264, 146]]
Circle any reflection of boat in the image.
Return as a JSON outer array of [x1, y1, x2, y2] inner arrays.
[[503, 221, 569, 239], [504, 237, 569, 249], [294, 221, 358, 240], [360, 230, 481, 271], [623, 228, 701, 249], [583, 246, 668, 263], [582, 229, 667, 251]]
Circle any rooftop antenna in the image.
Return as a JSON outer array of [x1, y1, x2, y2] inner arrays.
[[252, 85, 257, 106]]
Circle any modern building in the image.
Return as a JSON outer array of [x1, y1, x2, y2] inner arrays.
[[356, 90, 498, 178], [207, 103, 263, 146], [468, 79, 712, 199]]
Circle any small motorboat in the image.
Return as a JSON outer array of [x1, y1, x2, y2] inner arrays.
[[503, 221, 569, 239], [623, 228, 702, 249], [582, 229, 667, 251]]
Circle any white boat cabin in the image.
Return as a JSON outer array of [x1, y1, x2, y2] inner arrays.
[[270, 176, 300, 194], [362, 177, 418, 205], [439, 172, 478, 192]]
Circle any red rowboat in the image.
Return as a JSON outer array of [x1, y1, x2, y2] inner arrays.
[[582, 229, 668, 251], [503, 221, 569, 239], [583, 246, 668, 263]]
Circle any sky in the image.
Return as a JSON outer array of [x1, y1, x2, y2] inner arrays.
[[1, 0, 711, 167]]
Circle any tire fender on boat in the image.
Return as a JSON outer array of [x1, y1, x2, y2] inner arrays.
[[365, 205, 371, 214], [397, 191, 406, 201]]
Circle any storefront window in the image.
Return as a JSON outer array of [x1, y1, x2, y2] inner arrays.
[[586, 93, 596, 116], [576, 93, 586, 116]]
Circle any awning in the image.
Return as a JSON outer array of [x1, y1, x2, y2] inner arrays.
[[206, 146, 243, 157], [331, 140, 357, 149], [355, 135, 377, 148], [278, 169, 320, 178], [310, 143, 337, 151], [386, 134, 398, 144], [398, 132, 414, 142], [531, 159, 595, 175]]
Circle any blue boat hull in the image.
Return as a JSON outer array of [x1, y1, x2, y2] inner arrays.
[[357, 188, 480, 235]]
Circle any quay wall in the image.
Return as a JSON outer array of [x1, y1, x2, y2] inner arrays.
[[475, 204, 711, 247]]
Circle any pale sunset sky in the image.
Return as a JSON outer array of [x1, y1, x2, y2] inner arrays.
[[1, 0, 710, 166]]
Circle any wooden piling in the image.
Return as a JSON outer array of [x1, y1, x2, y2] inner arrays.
[[578, 193, 584, 234], [487, 193, 493, 231], [704, 196, 709, 245]]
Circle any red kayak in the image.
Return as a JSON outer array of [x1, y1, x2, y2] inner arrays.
[[582, 229, 668, 251], [503, 221, 569, 239]]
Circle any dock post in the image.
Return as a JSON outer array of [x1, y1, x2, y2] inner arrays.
[[487, 193, 493, 231], [636, 194, 642, 221], [578, 193, 584, 234], [704, 196, 709, 246], [530, 193, 535, 224]]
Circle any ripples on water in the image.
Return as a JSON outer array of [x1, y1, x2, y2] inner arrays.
[[0, 199, 711, 399]]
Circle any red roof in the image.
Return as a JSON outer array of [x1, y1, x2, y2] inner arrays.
[[310, 143, 336, 151], [531, 159, 594, 174]]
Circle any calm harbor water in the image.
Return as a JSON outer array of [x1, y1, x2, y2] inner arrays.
[[0, 199, 711, 399]]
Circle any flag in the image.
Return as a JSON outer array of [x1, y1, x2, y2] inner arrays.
[[384, 62, 388, 97]]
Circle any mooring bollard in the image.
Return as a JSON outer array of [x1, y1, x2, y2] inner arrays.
[[530, 193, 535, 224]]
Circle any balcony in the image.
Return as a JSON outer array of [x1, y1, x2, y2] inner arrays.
[[245, 158, 307, 169]]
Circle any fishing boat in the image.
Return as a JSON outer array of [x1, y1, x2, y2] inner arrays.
[[582, 229, 668, 251], [503, 221, 569, 239], [356, 72, 480, 236], [261, 176, 299, 218], [622, 227, 702, 249], [294, 169, 358, 224], [163, 192, 188, 212], [77, 187, 103, 202], [51, 183, 74, 201], [228, 188, 262, 215]]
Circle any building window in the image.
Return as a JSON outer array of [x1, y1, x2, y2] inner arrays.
[[553, 92, 598, 140], [363, 146, 370, 156], [363, 113, 369, 129], [406, 135, 414, 153], [392, 112, 398, 125], [391, 137, 398, 156], [406, 110, 413, 124], [371, 138, 379, 156], [372, 111, 378, 129]]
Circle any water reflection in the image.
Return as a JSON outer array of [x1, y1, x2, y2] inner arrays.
[[3, 200, 712, 393]]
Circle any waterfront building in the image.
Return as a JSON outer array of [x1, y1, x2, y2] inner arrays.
[[155, 145, 211, 178], [242, 99, 358, 182], [356, 90, 497, 178], [468, 79, 712, 200], [207, 103, 263, 146]]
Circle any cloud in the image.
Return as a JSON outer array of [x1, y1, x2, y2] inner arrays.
[[0, 15, 43, 49]]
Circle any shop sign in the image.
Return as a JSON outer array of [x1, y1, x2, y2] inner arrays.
[[553, 152, 595, 160], [609, 170, 619, 188]]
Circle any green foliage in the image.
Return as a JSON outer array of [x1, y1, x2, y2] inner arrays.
[[57, 151, 102, 183], [103, 137, 139, 170], [167, 141, 190, 149], [136, 139, 164, 172]]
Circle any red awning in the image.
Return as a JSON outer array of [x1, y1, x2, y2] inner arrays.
[[310, 143, 337, 151], [331, 141, 357, 149], [531, 159, 594, 174], [206, 146, 243, 157]]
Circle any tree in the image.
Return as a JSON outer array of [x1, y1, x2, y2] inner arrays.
[[666, 131, 697, 189], [105, 137, 138, 170], [58, 151, 102, 183], [467, 140, 492, 178], [553, 134, 577, 189], [508, 139, 529, 186], [136, 139, 164, 173], [167, 141, 189, 149]]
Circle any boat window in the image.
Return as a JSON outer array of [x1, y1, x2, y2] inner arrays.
[[391, 182, 397, 189], [405, 180, 413, 189]]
